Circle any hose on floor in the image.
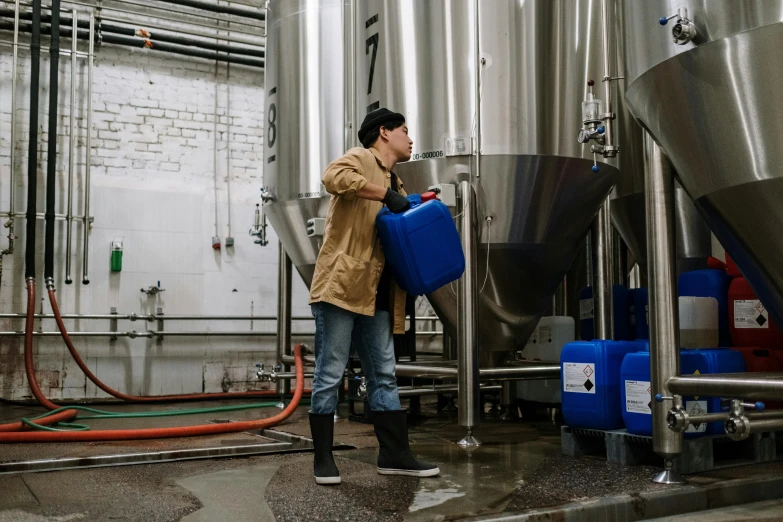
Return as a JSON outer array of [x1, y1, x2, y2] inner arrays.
[[0, 345, 305, 442]]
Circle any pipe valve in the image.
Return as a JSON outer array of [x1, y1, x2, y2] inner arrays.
[[249, 203, 269, 246], [660, 8, 697, 45], [140, 281, 165, 296]]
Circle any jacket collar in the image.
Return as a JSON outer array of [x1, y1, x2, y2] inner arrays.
[[369, 147, 389, 171]]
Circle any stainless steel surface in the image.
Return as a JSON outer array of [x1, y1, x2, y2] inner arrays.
[[457, 181, 480, 431], [625, 4, 783, 325], [82, 12, 92, 284], [276, 242, 292, 398], [645, 133, 683, 462], [355, 0, 619, 356], [64, 8, 77, 284], [668, 373, 783, 401], [592, 200, 614, 340], [263, 0, 340, 286], [599, 0, 617, 157], [282, 354, 316, 366]]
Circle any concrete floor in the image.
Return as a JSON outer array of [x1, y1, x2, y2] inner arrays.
[[1, 399, 783, 521]]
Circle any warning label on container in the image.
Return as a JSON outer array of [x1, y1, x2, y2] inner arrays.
[[538, 326, 552, 344], [685, 400, 708, 432], [734, 299, 769, 329], [625, 380, 652, 414], [563, 362, 595, 394], [580, 298, 594, 320]]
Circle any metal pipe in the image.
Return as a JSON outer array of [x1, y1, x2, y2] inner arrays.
[[282, 354, 316, 366], [0, 211, 90, 220], [12, 0, 266, 36], [3, 0, 19, 258], [64, 8, 76, 284], [398, 384, 501, 398], [99, 33, 264, 68], [81, 11, 92, 284], [24, 0, 40, 280], [457, 181, 480, 445], [747, 410, 783, 420], [0, 313, 316, 321], [668, 374, 783, 401], [212, 58, 220, 244], [592, 199, 614, 339], [473, 0, 481, 178], [393, 364, 560, 380], [0, 330, 315, 338], [600, 0, 615, 154], [99, 14, 264, 47], [148, 0, 264, 21], [645, 133, 684, 478], [276, 243, 292, 399]]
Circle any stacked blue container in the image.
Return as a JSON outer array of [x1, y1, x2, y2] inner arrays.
[[561, 340, 649, 430], [631, 288, 649, 340], [678, 269, 732, 346], [579, 286, 631, 341], [621, 348, 746, 436]]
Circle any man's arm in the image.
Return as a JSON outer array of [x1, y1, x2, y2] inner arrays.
[[356, 183, 387, 201]]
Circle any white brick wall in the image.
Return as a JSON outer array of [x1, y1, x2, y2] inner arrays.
[[0, 34, 314, 400]]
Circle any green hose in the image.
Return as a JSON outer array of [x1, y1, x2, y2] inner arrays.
[[20, 400, 311, 432]]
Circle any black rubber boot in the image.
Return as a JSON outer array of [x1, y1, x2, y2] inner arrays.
[[372, 410, 440, 477], [309, 412, 341, 485]]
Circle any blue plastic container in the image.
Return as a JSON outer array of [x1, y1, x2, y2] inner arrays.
[[579, 285, 631, 341], [561, 340, 649, 430], [690, 348, 746, 434], [633, 288, 650, 340], [621, 351, 703, 437], [678, 269, 732, 346], [621, 348, 746, 436], [376, 195, 465, 296]]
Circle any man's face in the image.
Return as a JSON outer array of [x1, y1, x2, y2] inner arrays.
[[383, 124, 413, 162]]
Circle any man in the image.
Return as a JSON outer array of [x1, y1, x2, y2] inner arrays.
[[307, 108, 440, 485]]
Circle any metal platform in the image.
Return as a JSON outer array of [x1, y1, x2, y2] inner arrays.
[[562, 425, 781, 474], [0, 428, 354, 475]]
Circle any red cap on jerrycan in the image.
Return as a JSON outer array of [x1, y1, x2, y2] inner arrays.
[[421, 191, 438, 202]]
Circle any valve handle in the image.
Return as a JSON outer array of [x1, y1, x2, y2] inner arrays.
[[655, 393, 664, 402], [755, 401, 766, 411], [659, 16, 669, 25], [597, 126, 605, 135], [591, 165, 600, 173]]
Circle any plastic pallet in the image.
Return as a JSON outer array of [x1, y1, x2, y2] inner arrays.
[[561, 425, 780, 474]]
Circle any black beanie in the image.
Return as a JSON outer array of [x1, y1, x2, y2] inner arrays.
[[358, 108, 405, 144]]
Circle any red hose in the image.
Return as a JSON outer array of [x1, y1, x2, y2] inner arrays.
[[0, 281, 79, 432], [0, 345, 305, 442], [48, 288, 311, 401]]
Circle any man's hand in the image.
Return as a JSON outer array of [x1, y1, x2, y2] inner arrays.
[[383, 188, 411, 213]]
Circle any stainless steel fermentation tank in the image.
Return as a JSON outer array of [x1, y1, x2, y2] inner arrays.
[[610, 0, 711, 277], [624, 1, 783, 325], [263, 0, 619, 357]]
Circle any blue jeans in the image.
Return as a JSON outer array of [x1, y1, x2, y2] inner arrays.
[[310, 302, 401, 414]]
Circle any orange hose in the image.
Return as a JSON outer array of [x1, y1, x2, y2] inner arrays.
[[48, 288, 311, 402], [0, 281, 79, 433], [0, 345, 305, 442]]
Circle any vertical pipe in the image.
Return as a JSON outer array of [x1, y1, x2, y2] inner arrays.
[[43, 0, 61, 286], [64, 9, 77, 284], [644, 133, 684, 483], [600, 0, 615, 155], [276, 241, 292, 401], [613, 227, 627, 287], [25, 0, 41, 280], [5, 0, 20, 257], [473, 0, 481, 178], [457, 181, 480, 447], [225, 64, 232, 239], [81, 12, 93, 284], [592, 200, 614, 340]]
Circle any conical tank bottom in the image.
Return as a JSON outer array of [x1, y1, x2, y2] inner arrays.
[[397, 154, 619, 356], [626, 22, 783, 325]]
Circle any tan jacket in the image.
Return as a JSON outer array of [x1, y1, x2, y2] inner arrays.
[[308, 147, 408, 334]]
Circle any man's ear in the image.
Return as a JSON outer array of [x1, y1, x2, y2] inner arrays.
[[379, 126, 389, 142]]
